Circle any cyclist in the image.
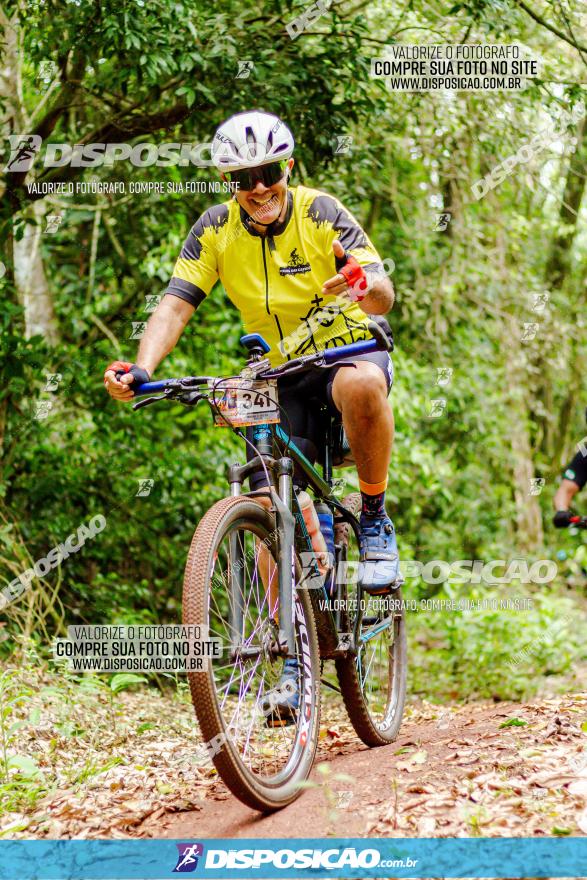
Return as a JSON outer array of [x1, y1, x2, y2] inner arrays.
[[104, 110, 399, 717], [553, 426, 587, 528]]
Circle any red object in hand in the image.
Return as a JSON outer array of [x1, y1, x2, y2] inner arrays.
[[340, 255, 368, 300], [104, 360, 132, 385]]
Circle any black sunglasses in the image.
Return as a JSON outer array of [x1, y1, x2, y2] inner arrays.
[[224, 160, 288, 191]]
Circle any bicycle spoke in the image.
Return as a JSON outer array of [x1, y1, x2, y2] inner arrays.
[[205, 518, 306, 782], [334, 497, 406, 742]]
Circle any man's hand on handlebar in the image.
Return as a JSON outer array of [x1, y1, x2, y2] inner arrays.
[[104, 361, 151, 402], [553, 509, 574, 529], [553, 509, 587, 529]]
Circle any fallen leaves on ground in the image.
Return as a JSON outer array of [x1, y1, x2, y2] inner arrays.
[[0, 670, 218, 839], [367, 694, 587, 838], [3, 664, 587, 841]]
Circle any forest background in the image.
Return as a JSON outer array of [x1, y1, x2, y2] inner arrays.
[[1, 0, 587, 709]]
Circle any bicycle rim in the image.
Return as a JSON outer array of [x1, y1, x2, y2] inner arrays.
[[183, 496, 321, 810], [334, 493, 407, 745]]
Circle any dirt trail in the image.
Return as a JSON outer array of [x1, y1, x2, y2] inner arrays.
[[138, 694, 587, 840], [8, 690, 587, 840]]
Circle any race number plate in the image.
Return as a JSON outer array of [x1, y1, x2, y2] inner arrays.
[[209, 378, 280, 427]]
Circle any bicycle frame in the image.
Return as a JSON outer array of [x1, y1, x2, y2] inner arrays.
[[130, 327, 393, 663], [224, 418, 363, 663]]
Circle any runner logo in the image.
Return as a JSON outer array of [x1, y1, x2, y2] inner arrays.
[[4, 134, 42, 172], [334, 135, 353, 154], [279, 248, 311, 276], [235, 60, 254, 79], [173, 843, 204, 872], [434, 211, 451, 231]]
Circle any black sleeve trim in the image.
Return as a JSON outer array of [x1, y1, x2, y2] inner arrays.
[[165, 278, 206, 309], [306, 194, 369, 252], [183, 204, 230, 260], [563, 448, 587, 489]]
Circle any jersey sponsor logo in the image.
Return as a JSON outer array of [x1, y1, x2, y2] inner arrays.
[[287, 293, 370, 357], [279, 247, 311, 275], [564, 468, 577, 481]]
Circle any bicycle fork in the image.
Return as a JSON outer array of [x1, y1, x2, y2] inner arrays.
[[227, 427, 297, 658], [271, 459, 296, 656]]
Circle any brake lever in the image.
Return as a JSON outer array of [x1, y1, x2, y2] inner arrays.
[[132, 394, 167, 411]]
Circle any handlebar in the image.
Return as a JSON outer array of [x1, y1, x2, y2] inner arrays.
[[126, 375, 211, 397], [129, 321, 392, 399], [132, 378, 180, 396], [321, 335, 385, 365]]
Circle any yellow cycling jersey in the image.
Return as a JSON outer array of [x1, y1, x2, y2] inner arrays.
[[166, 184, 384, 366]]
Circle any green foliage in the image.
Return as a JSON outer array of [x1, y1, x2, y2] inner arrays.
[[0, 669, 49, 812], [1, 0, 587, 706], [109, 673, 148, 694], [409, 587, 586, 701], [499, 717, 527, 728]]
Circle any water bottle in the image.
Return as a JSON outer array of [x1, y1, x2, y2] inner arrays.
[[315, 502, 335, 565], [298, 491, 329, 576], [315, 502, 336, 595]]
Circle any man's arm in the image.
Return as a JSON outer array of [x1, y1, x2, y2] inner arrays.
[[135, 295, 195, 375], [553, 447, 587, 517], [360, 272, 394, 314], [554, 478, 580, 512], [104, 295, 194, 402]]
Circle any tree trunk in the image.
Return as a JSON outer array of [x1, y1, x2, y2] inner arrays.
[[493, 213, 544, 553], [504, 319, 544, 553], [545, 117, 587, 288], [12, 200, 60, 344], [364, 195, 382, 237], [0, 8, 60, 344], [535, 117, 587, 457]]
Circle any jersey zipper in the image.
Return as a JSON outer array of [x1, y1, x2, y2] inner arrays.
[[261, 237, 270, 315], [261, 237, 290, 360]]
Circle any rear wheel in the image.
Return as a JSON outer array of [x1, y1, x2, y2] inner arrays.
[[334, 493, 407, 745], [183, 496, 321, 811]]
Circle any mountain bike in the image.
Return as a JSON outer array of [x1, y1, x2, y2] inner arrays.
[[128, 322, 407, 811]]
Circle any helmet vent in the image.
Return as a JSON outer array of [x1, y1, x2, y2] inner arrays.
[[245, 126, 258, 160]]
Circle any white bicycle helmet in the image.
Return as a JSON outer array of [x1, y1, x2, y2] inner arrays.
[[211, 110, 295, 171]]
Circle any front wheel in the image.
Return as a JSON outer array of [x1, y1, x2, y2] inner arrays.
[[334, 493, 407, 746], [183, 496, 321, 811]]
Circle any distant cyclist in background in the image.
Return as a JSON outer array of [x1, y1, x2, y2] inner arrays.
[[104, 110, 400, 712], [553, 412, 587, 527]]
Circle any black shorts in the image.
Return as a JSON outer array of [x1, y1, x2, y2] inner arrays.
[[247, 350, 393, 490]]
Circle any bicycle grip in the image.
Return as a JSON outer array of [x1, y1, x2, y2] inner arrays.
[[132, 380, 169, 396]]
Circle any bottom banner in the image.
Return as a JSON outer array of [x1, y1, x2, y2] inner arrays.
[[1, 837, 586, 878]]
